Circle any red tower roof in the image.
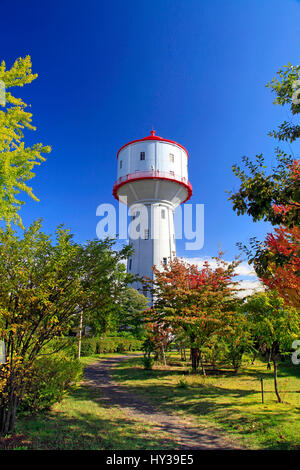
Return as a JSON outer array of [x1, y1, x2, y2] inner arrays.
[[117, 130, 189, 159]]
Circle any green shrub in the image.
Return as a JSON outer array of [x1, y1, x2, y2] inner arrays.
[[43, 336, 79, 359], [20, 355, 83, 413], [44, 334, 143, 359], [177, 376, 188, 388], [142, 356, 154, 370], [80, 337, 97, 356], [95, 336, 142, 354]]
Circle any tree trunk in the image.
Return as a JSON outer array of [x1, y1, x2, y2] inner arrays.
[[161, 345, 167, 367], [0, 397, 19, 436], [190, 347, 199, 372], [273, 360, 282, 403], [78, 311, 83, 360], [199, 350, 206, 376], [267, 350, 272, 370]]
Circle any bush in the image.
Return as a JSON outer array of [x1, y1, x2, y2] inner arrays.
[[80, 337, 97, 356], [45, 335, 143, 359], [177, 376, 188, 388], [43, 336, 79, 359], [142, 356, 154, 370], [95, 335, 142, 354], [20, 355, 83, 413]]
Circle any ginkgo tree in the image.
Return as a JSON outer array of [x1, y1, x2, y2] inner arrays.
[[0, 56, 50, 227]]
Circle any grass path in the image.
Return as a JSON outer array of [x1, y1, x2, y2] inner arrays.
[[84, 354, 243, 450], [113, 354, 300, 450]]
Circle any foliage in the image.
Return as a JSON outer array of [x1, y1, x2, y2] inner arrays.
[[229, 63, 299, 229], [228, 63, 300, 307], [117, 287, 148, 339], [260, 225, 300, 308], [51, 335, 143, 358], [142, 355, 154, 370], [223, 311, 253, 372], [177, 376, 188, 389], [146, 255, 241, 372], [143, 321, 173, 364], [0, 56, 51, 227], [79, 241, 134, 335], [229, 150, 299, 229], [241, 290, 300, 402], [19, 355, 82, 413], [80, 335, 142, 356], [0, 220, 133, 435]]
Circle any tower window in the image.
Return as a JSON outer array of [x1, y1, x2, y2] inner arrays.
[[140, 152, 145, 161], [120, 160, 122, 169], [161, 209, 166, 219], [169, 153, 174, 163], [163, 257, 167, 266], [144, 229, 149, 240], [129, 259, 132, 270]]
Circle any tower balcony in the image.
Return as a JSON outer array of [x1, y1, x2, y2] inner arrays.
[[113, 170, 192, 205]]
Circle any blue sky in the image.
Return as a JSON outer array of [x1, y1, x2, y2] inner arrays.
[[1, 0, 299, 286]]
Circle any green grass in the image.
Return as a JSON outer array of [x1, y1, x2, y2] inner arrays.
[[112, 353, 300, 450], [3, 352, 300, 450], [0, 353, 178, 450]]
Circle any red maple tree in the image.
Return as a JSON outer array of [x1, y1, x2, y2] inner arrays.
[[145, 256, 240, 373], [259, 161, 300, 308]]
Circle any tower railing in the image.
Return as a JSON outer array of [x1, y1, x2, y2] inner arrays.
[[113, 170, 192, 192]]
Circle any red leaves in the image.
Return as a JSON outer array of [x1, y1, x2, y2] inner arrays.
[[146, 256, 239, 343], [262, 226, 300, 308]]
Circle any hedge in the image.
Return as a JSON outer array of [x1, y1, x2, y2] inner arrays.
[[49, 335, 142, 358]]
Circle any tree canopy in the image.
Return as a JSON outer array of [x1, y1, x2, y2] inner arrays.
[[0, 56, 50, 227], [146, 256, 241, 372], [0, 220, 133, 435], [228, 63, 300, 307]]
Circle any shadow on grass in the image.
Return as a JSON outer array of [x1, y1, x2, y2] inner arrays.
[[1, 384, 178, 450], [111, 359, 300, 450]]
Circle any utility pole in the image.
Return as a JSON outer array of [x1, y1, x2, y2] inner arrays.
[[78, 311, 83, 360], [0, 340, 5, 364]]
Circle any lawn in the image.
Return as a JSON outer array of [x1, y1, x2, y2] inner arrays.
[[2, 352, 300, 450], [112, 352, 300, 450], [0, 354, 178, 450]]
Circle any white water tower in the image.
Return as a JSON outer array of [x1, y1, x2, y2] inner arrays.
[[113, 130, 192, 298]]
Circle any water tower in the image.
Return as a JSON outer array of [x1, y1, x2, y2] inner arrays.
[[113, 130, 192, 298]]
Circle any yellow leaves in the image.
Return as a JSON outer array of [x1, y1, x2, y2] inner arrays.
[[0, 56, 38, 88], [0, 55, 51, 227]]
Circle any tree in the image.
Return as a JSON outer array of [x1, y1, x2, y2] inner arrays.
[[223, 310, 253, 373], [117, 287, 149, 339], [0, 221, 133, 435], [147, 256, 240, 374], [76, 238, 134, 336], [260, 225, 300, 309], [0, 56, 51, 227], [229, 64, 299, 230], [242, 291, 299, 403], [143, 319, 173, 366], [228, 63, 300, 303]]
